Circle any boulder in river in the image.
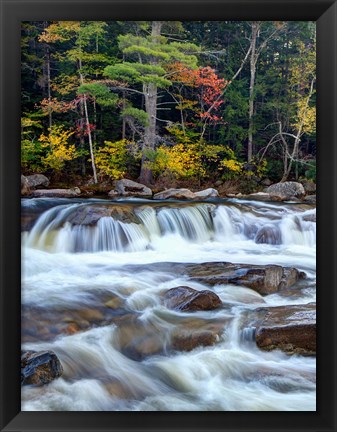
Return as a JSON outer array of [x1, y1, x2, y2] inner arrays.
[[301, 180, 316, 194], [194, 188, 219, 199], [163, 286, 222, 311], [66, 204, 139, 225], [154, 187, 219, 200], [266, 181, 305, 201], [304, 195, 316, 205], [109, 179, 152, 198], [21, 175, 31, 196], [179, 262, 306, 295], [254, 303, 316, 355], [26, 174, 50, 189], [154, 188, 196, 200], [31, 187, 81, 198], [21, 350, 63, 385]]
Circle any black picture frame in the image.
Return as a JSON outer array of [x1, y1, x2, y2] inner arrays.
[[1, 0, 336, 431]]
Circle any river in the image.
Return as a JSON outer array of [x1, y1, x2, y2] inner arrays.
[[21, 197, 316, 411]]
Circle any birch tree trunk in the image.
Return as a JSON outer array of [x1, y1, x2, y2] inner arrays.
[[79, 58, 98, 184], [247, 22, 259, 162]]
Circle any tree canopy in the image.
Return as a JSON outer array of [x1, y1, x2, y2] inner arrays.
[[21, 20, 316, 187]]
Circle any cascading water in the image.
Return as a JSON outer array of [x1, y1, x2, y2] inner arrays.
[[21, 198, 316, 411], [23, 200, 316, 253]]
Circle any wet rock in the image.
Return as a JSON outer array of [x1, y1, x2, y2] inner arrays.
[[180, 262, 305, 296], [255, 303, 316, 355], [241, 192, 280, 202], [64, 322, 81, 335], [194, 188, 219, 199], [115, 319, 163, 360], [21, 175, 31, 196], [255, 225, 282, 245], [21, 350, 63, 385], [122, 262, 306, 297], [171, 330, 219, 351], [31, 187, 81, 198], [154, 188, 196, 200], [304, 195, 316, 205], [163, 286, 222, 312], [109, 179, 152, 198], [266, 181, 305, 201], [105, 296, 123, 310], [301, 181, 316, 194], [76, 308, 104, 322], [26, 174, 49, 189], [302, 212, 316, 222], [215, 180, 223, 187], [66, 205, 139, 225]]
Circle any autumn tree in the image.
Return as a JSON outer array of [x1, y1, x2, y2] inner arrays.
[[39, 21, 111, 183]]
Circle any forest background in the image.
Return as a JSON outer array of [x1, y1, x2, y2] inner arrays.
[[21, 21, 316, 194]]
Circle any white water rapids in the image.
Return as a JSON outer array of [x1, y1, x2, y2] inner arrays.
[[21, 198, 316, 411]]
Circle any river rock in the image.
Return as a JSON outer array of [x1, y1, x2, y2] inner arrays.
[[301, 181, 316, 194], [154, 188, 196, 200], [109, 179, 152, 198], [26, 174, 50, 189], [242, 192, 274, 202], [66, 204, 138, 225], [163, 286, 222, 311], [255, 303, 316, 355], [194, 188, 219, 199], [266, 182, 305, 201], [171, 330, 219, 351], [21, 350, 63, 385], [255, 225, 282, 245], [181, 262, 305, 295], [304, 195, 316, 205], [31, 187, 81, 198], [21, 175, 31, 196], [302, 212, 316, 222], [115, 319, 163, 360]]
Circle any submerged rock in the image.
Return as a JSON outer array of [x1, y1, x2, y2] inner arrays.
[[171, 330, 219, 351], [266, 181, 305, 201], [163, 286, 222, 311], [31, 187, 81, 198], [26, 174, 50, 189], [109, 179, 152, 198], [21, 350, 63, 385], [254, 303, 316, 355], [255, 225, 282, 245]]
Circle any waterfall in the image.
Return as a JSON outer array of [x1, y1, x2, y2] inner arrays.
[[22, 200, 316, 253], [21, 197, 316, 412]]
